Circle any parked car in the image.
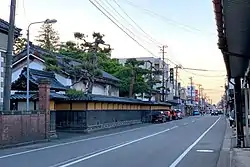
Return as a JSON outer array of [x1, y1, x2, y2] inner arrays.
[[176, 110, 183, 119], [171, 110, 178, 120], [151, 111, 166, 123], [193, 110, 200, 116], [164, 110, 172, 121]]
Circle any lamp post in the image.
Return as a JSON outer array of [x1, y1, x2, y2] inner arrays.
[[26, 19, 57, 112]]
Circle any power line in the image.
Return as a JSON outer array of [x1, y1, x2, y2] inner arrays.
[[90, 0, 223, 79], [98, 0, 145, 44], [90, 0, 179, 66], [121, 0, 216, 36], [112, 0, 162, 46], [89, 0, 158, 58], [102, 0, 161, 46], [181, 69, 226, 77]]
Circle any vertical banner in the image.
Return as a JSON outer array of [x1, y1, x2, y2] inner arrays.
[[195, 89, 199, 102]]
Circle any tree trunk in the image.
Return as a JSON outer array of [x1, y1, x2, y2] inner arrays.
[[129, 71, 135, 98], [85, 76, 94, 94]]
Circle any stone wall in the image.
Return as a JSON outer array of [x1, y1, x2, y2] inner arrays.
[[0, 111, 46, 147], [0, 78, 52, 147]]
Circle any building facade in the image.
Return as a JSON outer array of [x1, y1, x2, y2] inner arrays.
[[118, 57, 174, 101], [12, 43, 120, 97], [0, 18, 21, 109]]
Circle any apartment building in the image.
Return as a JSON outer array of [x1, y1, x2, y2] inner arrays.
[[118, 57, 174, 101]]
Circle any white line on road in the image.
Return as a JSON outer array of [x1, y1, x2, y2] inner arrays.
[[192, 120, 195, 123], [183, 123, 188, 126], [54, 126, 179, 167], [196, 149, 214, 153], [0, 125, 156, 159], [169, 116, 221, 167]]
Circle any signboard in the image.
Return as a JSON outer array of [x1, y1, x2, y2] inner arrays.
[[195, 90, 199, 102]]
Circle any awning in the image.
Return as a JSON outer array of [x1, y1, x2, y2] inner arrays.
[[213, 0, 250, 78]]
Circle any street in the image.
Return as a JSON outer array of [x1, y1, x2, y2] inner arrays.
[[0, 116, 226, 167]]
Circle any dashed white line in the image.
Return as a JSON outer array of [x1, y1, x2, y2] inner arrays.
[[169, 116, 221, 167], [196, 149, 214, 153]]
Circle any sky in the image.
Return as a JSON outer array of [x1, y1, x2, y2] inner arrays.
[[0, 0, 226, 103]]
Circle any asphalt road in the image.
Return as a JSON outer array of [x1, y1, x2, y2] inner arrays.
[[0, 115, 226, 167]]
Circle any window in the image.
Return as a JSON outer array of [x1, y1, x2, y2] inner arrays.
[[1, 82, 3, 87], [1, 92, 3, 98]]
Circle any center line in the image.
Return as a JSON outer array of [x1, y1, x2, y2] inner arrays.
[[56, 126, 178, 167], [169, 117, 220, 167]]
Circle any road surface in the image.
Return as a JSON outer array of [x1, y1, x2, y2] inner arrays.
[[0, 115, 226, 167]]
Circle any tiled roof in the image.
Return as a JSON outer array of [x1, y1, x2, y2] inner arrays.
[[15, 67, 68, 91], [0, 18, 22, 36], [10, 93, 36, 100], [13, 43, 120, 82], [11, 91, 68, 100], [10, 91, 171, 106]]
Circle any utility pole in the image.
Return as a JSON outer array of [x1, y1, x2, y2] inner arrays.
[[3, 0, 17, 111], [160, 45, 167, 102], [197, 84, 202, 111], [189, 77, 193, 106], [201, 88, 204, 110], [175, 65, 179, 97]]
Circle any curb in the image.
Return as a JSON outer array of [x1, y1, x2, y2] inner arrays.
[[217, 117, 233, 167], [0, 139, 49, 150]]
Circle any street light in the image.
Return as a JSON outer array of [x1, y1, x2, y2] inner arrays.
[[26, 19, 57, 112]]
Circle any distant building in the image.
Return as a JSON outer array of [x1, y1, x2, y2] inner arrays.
[[0, 18, 21, 109], [118, 57, 174, 101]]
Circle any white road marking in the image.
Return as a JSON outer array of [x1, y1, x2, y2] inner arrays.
[[196, 149, 214, 153], [54, 126, 179, 167], [183, 123, 188, 126], [0, 124, 159, 159], [48, 142, 126, 167], [192, 120, 195, 123], [169, 116, 221, 167]]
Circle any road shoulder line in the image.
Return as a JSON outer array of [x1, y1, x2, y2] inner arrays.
[[169, 116, 221, 167]]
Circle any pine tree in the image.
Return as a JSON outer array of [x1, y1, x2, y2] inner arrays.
[[14, 37, 26, 54], [35, 23, 60, 51]]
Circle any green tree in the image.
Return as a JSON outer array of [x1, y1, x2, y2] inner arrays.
[[59, 32, 111, 94], [113, 58, 150, 98], [14, 37, 26, 54], [36, 23, 60, 51]]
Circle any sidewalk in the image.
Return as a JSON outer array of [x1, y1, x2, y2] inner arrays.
[[217, 117, 250, 167], [232, 148, 250, 167]]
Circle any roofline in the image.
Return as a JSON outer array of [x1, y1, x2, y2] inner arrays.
[[213, 0, 231, 78], [14, 48, 120, 82], [12, 54, 45, 67], [0, 48, 6, 52]]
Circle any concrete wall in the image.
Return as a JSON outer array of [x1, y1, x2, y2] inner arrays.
[[17, 101, 35, 111], [0, 112, 47, 147], [0, 51, 4, 109], [0, 33, 8, 51], [0, 32, 7, 110]]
